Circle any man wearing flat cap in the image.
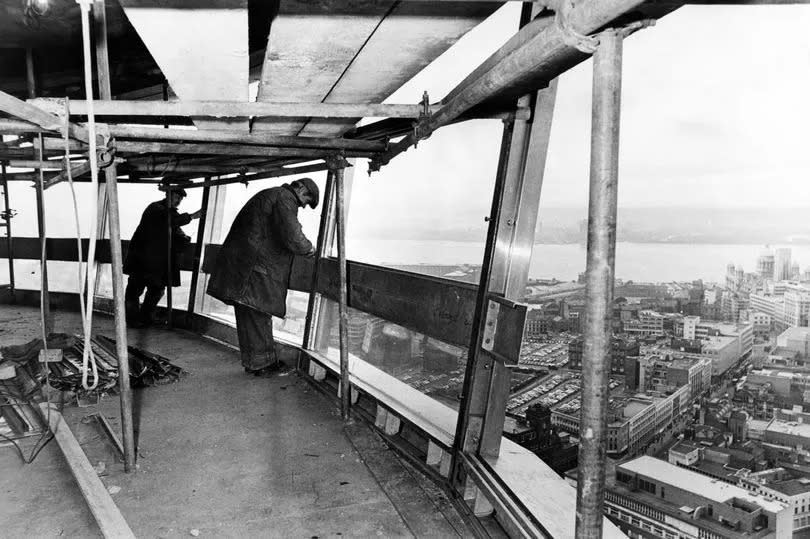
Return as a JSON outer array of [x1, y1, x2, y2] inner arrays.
[[208, 178, 319, 376], [124, 182, 204, 327]]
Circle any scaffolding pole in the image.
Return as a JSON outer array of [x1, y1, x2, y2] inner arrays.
[[27, 49, 52, 333], [576, 29, 623, 538], [1, 163, 14, 292], [328, 155, 351, 421], [166, 188, 173, 329], [93, 0, 136, 473]]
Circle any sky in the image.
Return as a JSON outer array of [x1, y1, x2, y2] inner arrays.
[[349, 2, 810, 230], [9, 4, 810, 243]]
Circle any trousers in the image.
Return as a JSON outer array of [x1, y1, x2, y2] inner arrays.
[[234, 303, 278, 370], [125, 274, 165, 324]]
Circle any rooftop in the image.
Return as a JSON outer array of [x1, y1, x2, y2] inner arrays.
[[619, 456, 786, 514], [766, 419, 810, 439], [702, 336, 737, 351], [769, 478, 810, 497], [779, 326, 810, 341], [669, 441, 700, 455]]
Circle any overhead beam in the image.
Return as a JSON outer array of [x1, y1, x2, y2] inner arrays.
[[374, 0, 652, 168], [0, 90, 94, 144], [31, 98, 462, 120], [181, 162, 330, 189], [108, 125, 385, 151], [43, 161, 93, 189], [113, 140, 375, 159]]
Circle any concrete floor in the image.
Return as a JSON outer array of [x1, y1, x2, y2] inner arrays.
[[0, 305, 476, 538]]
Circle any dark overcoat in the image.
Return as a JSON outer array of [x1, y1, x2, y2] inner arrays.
[[123, 200, 192, 287], [207, 185, 313, 318]]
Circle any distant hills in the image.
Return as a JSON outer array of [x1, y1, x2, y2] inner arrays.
[[356, 207, 810, 245]]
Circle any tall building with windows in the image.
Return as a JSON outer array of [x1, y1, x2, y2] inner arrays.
[[783, 289, 810, 328], [776, 248, 793, 282], [758, 249, 776, 281]]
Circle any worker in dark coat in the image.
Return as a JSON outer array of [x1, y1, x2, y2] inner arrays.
[[207, 178, 319, 376], [124, 185, 203, 327]]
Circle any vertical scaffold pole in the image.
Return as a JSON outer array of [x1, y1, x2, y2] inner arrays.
[[328, 155, 351, 420], [92, 0, 136, 472], [165, 186, 173, 329], [26, 48, 52, 333], [1, 163, 14, 292], [576, 29, 623, 538]]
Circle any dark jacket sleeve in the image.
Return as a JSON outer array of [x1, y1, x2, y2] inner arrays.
[[172, 210, 192, 247], [272, 196, 313, 255]]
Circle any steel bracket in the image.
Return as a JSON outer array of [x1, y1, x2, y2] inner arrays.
[[481, 295, 527, 366]]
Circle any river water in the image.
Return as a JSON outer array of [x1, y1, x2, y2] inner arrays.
[[345, 240, 810, 283], [3, 242, 809, 291]]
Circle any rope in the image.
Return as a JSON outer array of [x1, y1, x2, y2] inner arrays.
[[77, 0, 99, 390]]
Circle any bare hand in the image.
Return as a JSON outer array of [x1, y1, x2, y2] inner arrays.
[[190, 209, 205, 220], [305, 247, 317, 257]]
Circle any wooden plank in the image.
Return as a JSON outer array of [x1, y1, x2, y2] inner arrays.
[[39, 403, 136, 539], [118, 0, 249, 131], [254, 1, 396, 135], [299, 2, 497, 138]]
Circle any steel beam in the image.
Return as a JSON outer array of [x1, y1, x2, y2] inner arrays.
[[576, 30, 623, 538]]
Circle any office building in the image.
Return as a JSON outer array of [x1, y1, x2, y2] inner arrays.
[[776, 327, 810, 357], [776, 248, 792, 282], [607, 456, 791, 538], [758, 250, 776, 281], [623, 310, 666, 338], [568, 336, 640, 374]]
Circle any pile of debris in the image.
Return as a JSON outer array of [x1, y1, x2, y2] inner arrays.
[[0, 333, 188, 399]]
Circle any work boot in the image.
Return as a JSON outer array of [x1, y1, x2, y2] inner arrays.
[[244, 363, 281, 377]]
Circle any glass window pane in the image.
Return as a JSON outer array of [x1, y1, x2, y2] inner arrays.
[[316, 298, 465, 435], [346, 121, 501, 284]]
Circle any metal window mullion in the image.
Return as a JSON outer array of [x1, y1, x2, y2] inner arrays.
[[478, 82, 558, 458], [311, 161, 355, 354], [194, 184, 226, 315], [187, 182, 211, 313], [92, 184, 109, 304], [303, 170, 335, 350]]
